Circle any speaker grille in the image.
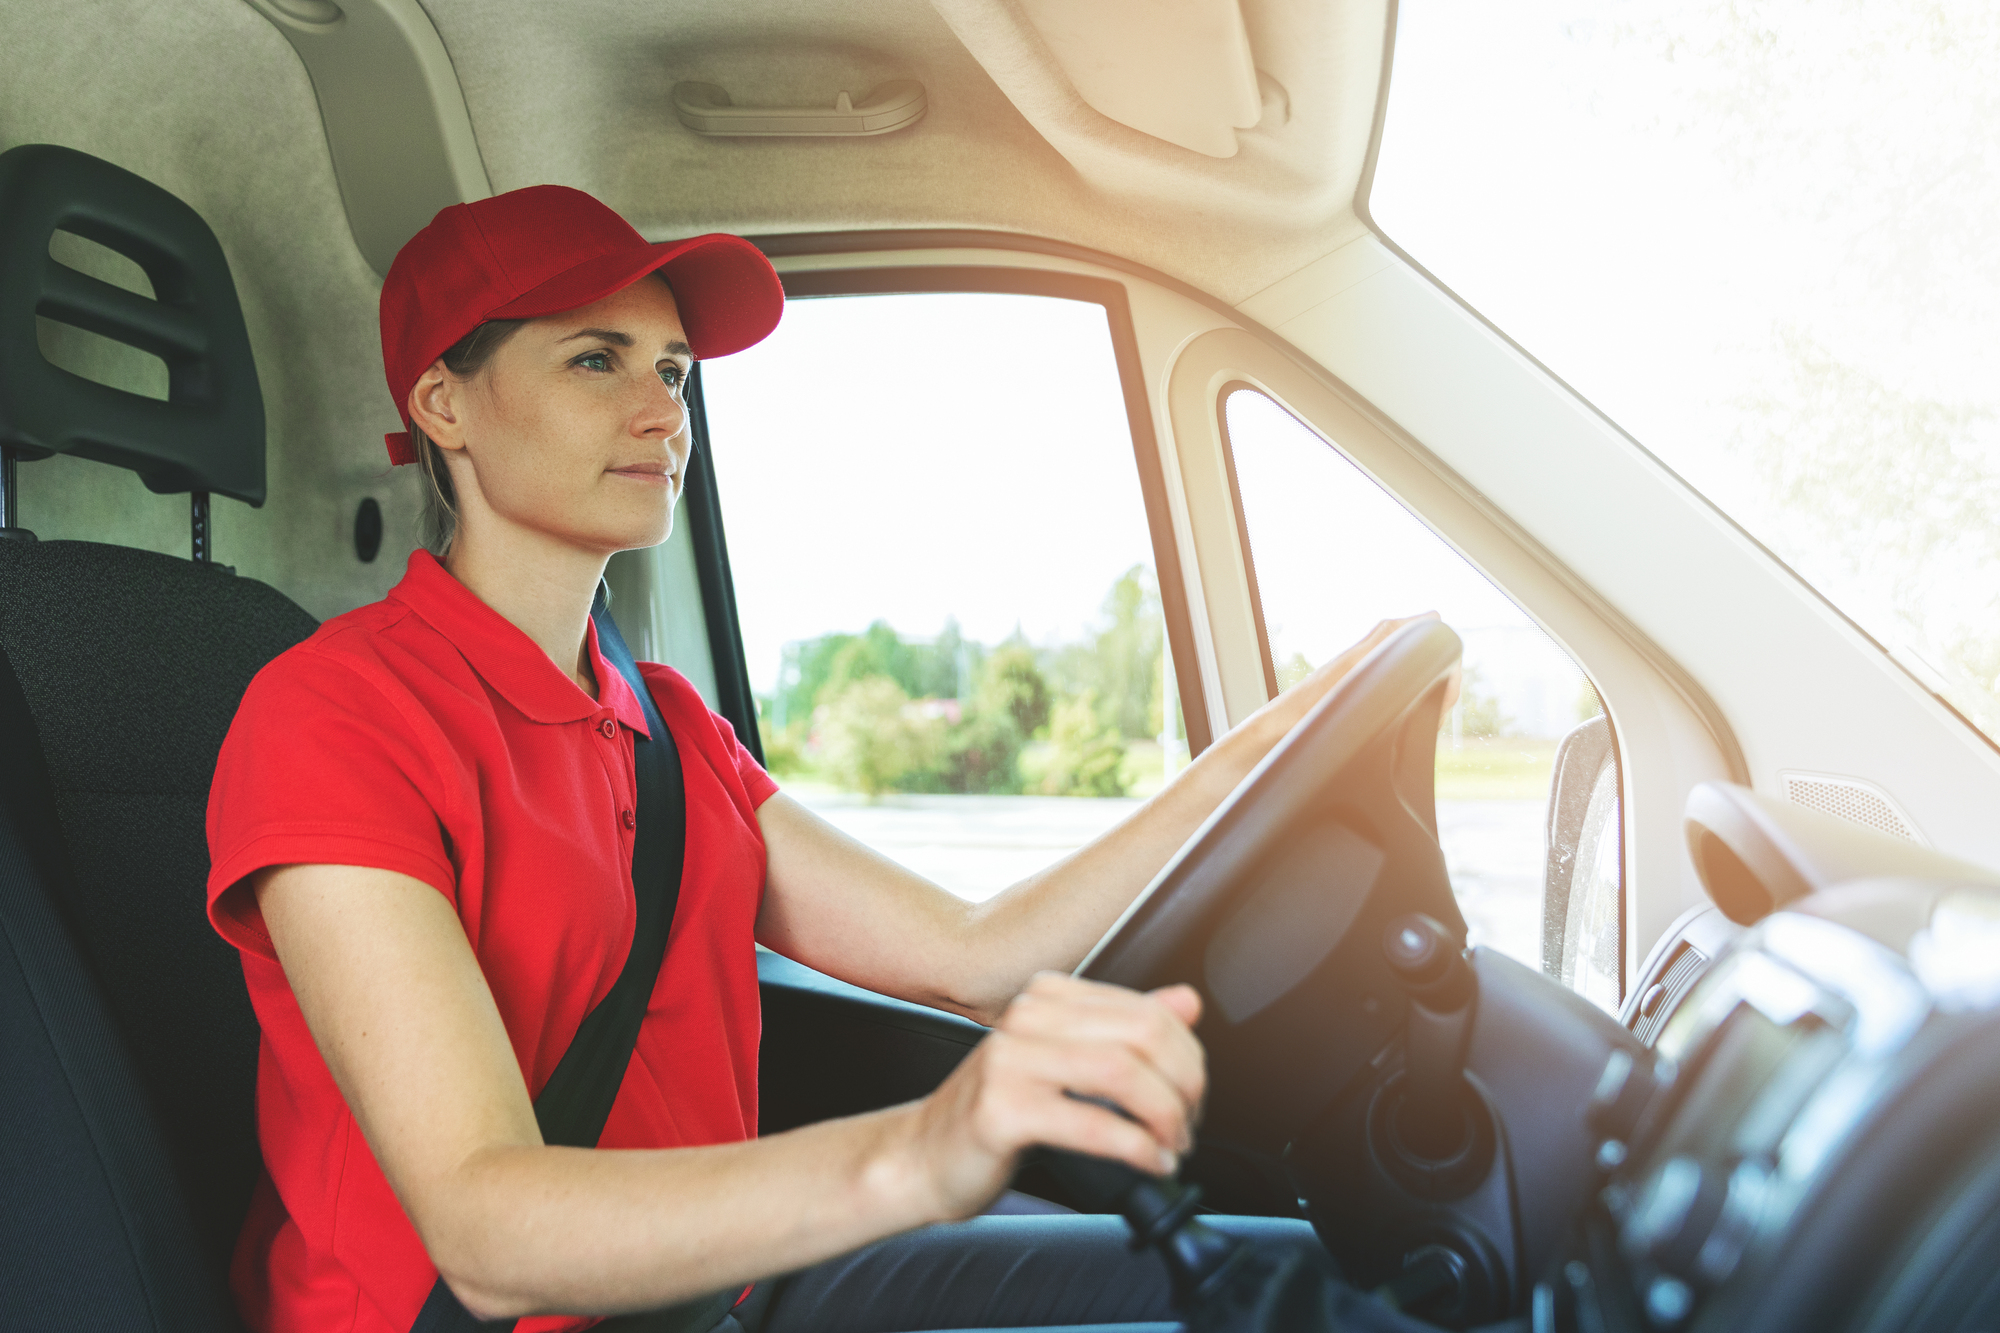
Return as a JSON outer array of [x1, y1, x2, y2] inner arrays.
[[1780, 770, 1925, 845], [1631, 941, 1709, 1046]]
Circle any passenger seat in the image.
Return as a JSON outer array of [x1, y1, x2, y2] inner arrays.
[[0, 143, 318, 1331]]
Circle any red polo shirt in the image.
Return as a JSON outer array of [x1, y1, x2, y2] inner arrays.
[[206, 550, 776, 1333]]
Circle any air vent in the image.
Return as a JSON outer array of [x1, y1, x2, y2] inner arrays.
[[1780, 771, 1926, 846], [1631, 942, 1708, 1046]]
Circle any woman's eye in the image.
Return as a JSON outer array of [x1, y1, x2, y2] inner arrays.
[[575, 351, 613, 373], [658, 363, 687, 391]]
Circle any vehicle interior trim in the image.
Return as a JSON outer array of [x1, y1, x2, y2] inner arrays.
[[1214, 381, 1282, 701], [243, 0, 493, 277], [677, 362, 764, 765]]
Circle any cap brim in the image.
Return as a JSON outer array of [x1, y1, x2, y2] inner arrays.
[[490, 233, 784, 358]]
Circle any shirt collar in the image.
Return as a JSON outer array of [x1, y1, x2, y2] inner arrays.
[[387, 551, 651, 736]]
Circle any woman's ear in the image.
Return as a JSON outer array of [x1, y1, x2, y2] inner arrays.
[[407, 361, 467, 452]]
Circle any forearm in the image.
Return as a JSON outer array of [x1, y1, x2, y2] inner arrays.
[[945, 621, 1417, 1019], [433, 1104, 938, 1319], [948, 705, 1289, 1018], [757, 616, 1420, 1023]]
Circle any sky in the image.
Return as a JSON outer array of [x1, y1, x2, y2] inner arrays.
[[698, 292, 1158, 696], [1228, 391, 1589, 736]]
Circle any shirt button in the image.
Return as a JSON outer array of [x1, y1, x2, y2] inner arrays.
[[599, 718, 617, 739], [621, 808, 635, 830]]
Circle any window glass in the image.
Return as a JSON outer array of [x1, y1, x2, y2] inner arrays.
[[699, 292, 1184, 900], [1225, 390, 1613, 999], [1371, 0, 2000, 748]]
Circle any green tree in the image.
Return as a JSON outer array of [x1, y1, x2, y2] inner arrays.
[[816, 677, 943, 799], [976, 642, 1051, 738], [939, 709, 1024, 794], [1276, 651, 1314, 691], [1091, 566, 1165, 739], [1037, 691, 1130, 797]]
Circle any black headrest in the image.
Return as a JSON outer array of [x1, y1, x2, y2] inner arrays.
[[0, 144, 265, 505]]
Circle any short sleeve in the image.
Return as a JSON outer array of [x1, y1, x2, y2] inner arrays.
[[716, 710, 779, 809], [636, 663, 778, 811], [206, 647, 459, 959]]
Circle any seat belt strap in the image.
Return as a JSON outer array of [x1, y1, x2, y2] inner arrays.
[[411, 592, 732, 1333]]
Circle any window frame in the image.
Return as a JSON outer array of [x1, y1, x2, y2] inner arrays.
[[687, 264, 1216, 762], [1216, 378, 1629, 1001], [1164, 327, 1677, 982]]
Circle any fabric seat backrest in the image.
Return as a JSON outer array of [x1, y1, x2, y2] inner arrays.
[[0, 540, 317, 1277]]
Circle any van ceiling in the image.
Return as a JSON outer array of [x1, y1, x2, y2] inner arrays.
[[420, 0, 1386, 303], [1, 0, 1384, 619]]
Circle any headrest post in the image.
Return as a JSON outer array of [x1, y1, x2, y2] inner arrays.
[[190, 491, 211, 564], [0, 445, 32, 542]]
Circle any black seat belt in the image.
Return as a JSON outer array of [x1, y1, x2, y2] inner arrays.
[[411, 592, 735, 1333]]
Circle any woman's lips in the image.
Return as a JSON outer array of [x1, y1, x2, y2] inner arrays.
[[609, 464, 676, 485]]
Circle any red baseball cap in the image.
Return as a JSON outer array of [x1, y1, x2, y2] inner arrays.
[[378, 185, 784, 465]]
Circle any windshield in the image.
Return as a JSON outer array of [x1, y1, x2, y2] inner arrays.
[[1369, 0, 2000, 747]]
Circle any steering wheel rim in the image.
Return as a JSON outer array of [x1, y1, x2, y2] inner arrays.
[[1079, 618, 1467, 1149]]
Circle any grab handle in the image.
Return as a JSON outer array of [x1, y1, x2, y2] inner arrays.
[[671, 80, 927, 137]]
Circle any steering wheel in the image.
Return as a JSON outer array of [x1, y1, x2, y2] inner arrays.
[[1078, 618, 1466, 1153]]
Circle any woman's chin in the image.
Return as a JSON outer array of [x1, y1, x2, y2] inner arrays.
[[603, 510, 675, 553]]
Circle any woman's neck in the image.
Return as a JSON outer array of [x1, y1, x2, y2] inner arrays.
[[443, 527, 608, 698]]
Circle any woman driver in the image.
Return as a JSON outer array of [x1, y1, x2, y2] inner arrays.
[[206, 184, 1414, 1333]]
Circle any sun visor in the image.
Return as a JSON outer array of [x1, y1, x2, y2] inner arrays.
[[1013, 0, 1261, 158]]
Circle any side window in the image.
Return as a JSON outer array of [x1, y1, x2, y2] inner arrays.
[[699, 291, 1187, 901], [1222, 389, 1622, 1010]]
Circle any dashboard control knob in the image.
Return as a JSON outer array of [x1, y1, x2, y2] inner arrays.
[[1588, 1047, 1664, 1143], [1381, 914, 1479, 1162], [1622, 1156, 1727, 1281], [1691, 1160, 1771, 1285], [1383, 913, 1473, 1004], [1645, 1275, 1695, 1327]]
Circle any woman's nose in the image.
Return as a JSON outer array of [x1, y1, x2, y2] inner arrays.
[[634, 376, 687, 438]]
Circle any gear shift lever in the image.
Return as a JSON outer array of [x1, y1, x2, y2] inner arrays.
[[1382, 913, 1477, 1161]]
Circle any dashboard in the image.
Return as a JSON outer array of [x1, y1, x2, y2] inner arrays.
[[1538, 785, 2000, 1333]]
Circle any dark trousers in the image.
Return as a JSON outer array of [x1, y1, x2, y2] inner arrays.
[[717, 1207, 1325, 1333]]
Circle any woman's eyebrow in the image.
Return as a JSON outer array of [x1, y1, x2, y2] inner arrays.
[[557, 328, 693, 358], [558, 327, 633, 347]]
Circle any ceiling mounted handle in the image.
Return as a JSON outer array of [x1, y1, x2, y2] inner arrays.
[[672, 81, 928, 138]]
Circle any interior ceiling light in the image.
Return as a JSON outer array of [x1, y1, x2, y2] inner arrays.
[[672, 81, 928, 138], [1014, 0, 1261, 158]]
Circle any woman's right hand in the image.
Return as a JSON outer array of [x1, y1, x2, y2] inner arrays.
[[898, 971, 1207, 1220]]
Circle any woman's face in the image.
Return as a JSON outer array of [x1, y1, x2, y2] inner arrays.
[[425, 274, 695, 555]]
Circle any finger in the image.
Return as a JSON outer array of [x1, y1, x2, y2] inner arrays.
[[1002, 985, 1206, 1111], [982, 1027, 1196, 1156], [1031, 1090, 1183, 1177], [975, 1067, 1185, 1177], [1147, 982, 1203, 1029]]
